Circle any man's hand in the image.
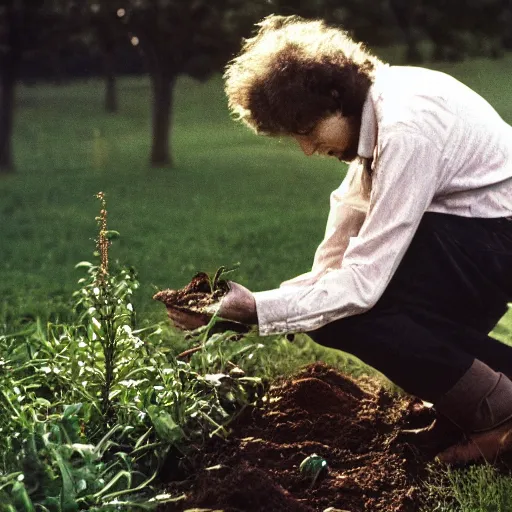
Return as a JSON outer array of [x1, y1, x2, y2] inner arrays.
[[218, 281, 258, 325], [166, 281, 257, 332], [166, 307, 210, 331]]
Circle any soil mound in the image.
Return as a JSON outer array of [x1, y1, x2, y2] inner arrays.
[[190, 463, 313, 512], [281, 377, 358, 415], [160, 362, 464, 512]]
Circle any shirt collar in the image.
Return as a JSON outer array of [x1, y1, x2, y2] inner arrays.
[[357, 90, 378, 159]]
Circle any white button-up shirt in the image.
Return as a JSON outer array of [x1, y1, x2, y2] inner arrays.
[[253, 65, 512, 336]]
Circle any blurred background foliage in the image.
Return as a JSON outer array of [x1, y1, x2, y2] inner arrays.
[[2, 0, 512, 172]]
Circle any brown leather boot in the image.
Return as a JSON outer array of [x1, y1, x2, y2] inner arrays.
[[436, 418, 512, 464], [434, 360, 512, 465]]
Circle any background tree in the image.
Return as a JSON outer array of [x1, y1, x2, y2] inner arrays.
[[269, 0, 397, 48], [0, 0, 77, 173], [113, 0, 271, 168], [113, 0, 400, 168], [0, 0, 45, 173], [391, 0, 512, 63], [86, 2, 130, 113], [389, 0, 423, 62]]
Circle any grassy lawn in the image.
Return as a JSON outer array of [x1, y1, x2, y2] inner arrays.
[[2, 49, 512, 510]]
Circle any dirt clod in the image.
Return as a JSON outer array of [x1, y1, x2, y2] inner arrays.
[[153, 271, 251, 336], [153, 272, 228, 314]]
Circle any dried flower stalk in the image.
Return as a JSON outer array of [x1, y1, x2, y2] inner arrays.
[[95, 191, 110, 283]]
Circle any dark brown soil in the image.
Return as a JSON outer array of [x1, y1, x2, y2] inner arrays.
[[153, 271, 228, 314], [153, 272, 250, 336], [158, 363, 469, 512]]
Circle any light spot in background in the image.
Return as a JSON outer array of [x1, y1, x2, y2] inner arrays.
[[131, 36, 140, 46], [117, 8, 125, 17]]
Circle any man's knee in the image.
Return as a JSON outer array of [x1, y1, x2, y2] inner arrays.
[[308, 307, 384, 349]]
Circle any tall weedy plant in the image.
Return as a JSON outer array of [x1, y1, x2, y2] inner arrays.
[[74, 192, 138, 422]]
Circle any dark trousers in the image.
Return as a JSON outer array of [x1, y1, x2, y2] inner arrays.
[[308, 212, 512, 403]]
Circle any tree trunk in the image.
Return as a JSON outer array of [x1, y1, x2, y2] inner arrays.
[[404, 32, 423, 64], [389, 0, 423, 63], [104, 48, 118, 113], [150, 70, 176, 167], [0, 2, 22, 174], [0, 55, 17, 174], [51, 49, 64, 85]]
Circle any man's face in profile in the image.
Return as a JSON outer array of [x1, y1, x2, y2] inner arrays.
[[292, 113, 361, 163]]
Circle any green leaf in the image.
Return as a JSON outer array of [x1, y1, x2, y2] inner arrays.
[[35, 398, 52, 408], [52, 449, 78, 512], [92, 470, 131, 500], [147, 406, 184, 444], [70, 444, 96, 459], [11, 481, 35, 512], [63, 403, 83, 419], [1, 506, 17, 512], [94, 425, 123, 458], [74, 261, 93, 269], [211, 265, 227, 292], [105, 230, 120, 240], [76, 479, 87, 493]]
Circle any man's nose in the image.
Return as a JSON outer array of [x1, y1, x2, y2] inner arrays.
[[296, 137, 315, 156]]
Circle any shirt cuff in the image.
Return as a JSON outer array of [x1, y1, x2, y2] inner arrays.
[[253, 287, 304, 336]]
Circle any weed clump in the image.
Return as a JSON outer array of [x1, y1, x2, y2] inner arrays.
[[0, 195, 263, 511]]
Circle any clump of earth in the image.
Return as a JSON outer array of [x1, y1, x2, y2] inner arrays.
[[153, 270, 249, 338], [153, 271, 229, 321], [157, 362, 477, 512]]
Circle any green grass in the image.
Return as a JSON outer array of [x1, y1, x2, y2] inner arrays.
[[423, 464, 512, 512]]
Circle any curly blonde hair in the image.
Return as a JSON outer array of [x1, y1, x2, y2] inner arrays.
[[224, 15, 384, 136]]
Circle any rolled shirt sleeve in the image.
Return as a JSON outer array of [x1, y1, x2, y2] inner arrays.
[[254, 129, 442, 336]]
